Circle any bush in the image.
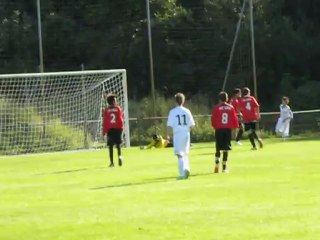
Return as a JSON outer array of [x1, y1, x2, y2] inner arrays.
[[128, 94, 215, 145], [127, 94, 318, 146], [0, 99, 92, 155]]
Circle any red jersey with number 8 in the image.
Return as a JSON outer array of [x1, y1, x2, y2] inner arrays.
[[103, 105, 124, 136], [211, 103, 239, 129], [239, 96, 260, 122]]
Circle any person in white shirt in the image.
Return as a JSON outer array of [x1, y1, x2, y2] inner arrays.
[[275, 96, 293, 140], [167, 93, 195, 180]]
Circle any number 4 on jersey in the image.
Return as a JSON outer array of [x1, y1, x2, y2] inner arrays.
[[245, 102, 251, 110]]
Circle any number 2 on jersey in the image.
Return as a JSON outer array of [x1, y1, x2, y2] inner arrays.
[[176, 114, 187, 125], [110, 113, 116, 123]]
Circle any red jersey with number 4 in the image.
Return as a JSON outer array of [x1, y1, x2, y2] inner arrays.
[[103, 105, 124, 136], [211, 103, 239, 129], [239, 96, 260, 122]]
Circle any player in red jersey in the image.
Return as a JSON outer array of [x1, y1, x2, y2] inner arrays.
[[239, 87, 263, 150], [211, 92, 239, 173], [229, 88, 244, 145], [103, 93, 124, 167]]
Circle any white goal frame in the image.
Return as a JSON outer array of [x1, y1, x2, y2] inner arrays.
[[0, 69, 130, 155]]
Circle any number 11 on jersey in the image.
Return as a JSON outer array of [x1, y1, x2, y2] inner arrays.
[[176, 114, 187, 125]]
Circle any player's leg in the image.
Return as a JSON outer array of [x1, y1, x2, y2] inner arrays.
[[222, 151, 229, 173], [214, 129, 222, 173], [254, 132, 263, 148], [176, 154, 185, 179], [248, 132, 257, 150], [183, 133, 191, 178], [214, 150, 221, 173], [108, 144, 114, 167], [107, 130, 115, 167], [174, 133, 190, 179], [245, 123, 256, 150], [222, 128, 232, 172], [116, 144, 122, 166], [235, 121, 244, 144], [275, 118, 282, 134], [183, 155, 190, 179], [115, 129, 123, 166], [251, 122, 263, 148], [281, 120, 290, 140]]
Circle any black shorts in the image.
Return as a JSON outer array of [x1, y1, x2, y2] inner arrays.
[[244, 122, 257, 131], [215, 128, 232, 151], [107, 128, 123, 146]]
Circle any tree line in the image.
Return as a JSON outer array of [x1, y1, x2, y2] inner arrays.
[[0, 0, 320, 111]]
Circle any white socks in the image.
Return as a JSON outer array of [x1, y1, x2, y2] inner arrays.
[[178, 155, 190, 176]]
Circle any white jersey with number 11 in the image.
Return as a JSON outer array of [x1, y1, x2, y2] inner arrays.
[[167, 106, 195, 135]]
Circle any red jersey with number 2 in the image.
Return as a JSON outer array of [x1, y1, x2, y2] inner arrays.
[[239, 96, 260, 122], [211, 103, 239, 129], [103, 105, 124, 136]]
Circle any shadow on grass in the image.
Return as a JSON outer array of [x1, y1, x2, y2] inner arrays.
[[36, 166, 106, 176], [193, 152, 214, 156], [89, 172, 213, 190], [190, 144, 213, 150], [287, 136, 320, 141]]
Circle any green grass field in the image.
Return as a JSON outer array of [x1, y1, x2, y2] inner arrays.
[[1, 139, 319, 240]]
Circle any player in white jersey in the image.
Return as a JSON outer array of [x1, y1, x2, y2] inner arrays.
[[275, 96, 293, 140], [167, 93, 195, 180]]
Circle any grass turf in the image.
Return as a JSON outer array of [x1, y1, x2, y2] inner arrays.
[[0, 139, 319, 240]]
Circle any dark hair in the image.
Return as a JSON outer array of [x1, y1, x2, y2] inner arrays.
[[174, 92, 185, 105], [232, 88, 241, 96], [219, 91, 228, 102], [152, 133, 159, 141], [242, 87, 250, 96], [106, 93, 117, 105], [282, 96, 289, 101]]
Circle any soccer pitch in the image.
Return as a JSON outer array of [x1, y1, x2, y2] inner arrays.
[[1, 139, 319, 240]]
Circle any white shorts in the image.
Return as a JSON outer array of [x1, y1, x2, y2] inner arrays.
[[173, 132, 190, 156], [275, 118, 291, 136]]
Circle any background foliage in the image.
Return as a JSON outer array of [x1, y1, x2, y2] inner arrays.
[[0, 99, 92, 154], [0, 0, 320, 113]]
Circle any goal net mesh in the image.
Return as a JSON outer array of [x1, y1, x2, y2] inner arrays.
[[0, 70, 129, 155]]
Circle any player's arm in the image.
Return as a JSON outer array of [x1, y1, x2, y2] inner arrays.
[[232, 108, 240, 129], [166, 126, 173, 140], [231, 108, 239, 139], [289, 107, 293, 119], [188, 111, 196, 130], [145, 139, 155, 149], [235, 102, 243, 117], [255, 106, 261, 120], [252, 97, 261, 119], [166, 112, 173, 139], [118, 106, 125, 127], [102, 109, 109, 138]]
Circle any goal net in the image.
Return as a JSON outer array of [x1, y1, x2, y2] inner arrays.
[[0, 69, 130, 155]]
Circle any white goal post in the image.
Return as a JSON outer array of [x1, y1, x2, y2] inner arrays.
[[0, 69, 130, 155]]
